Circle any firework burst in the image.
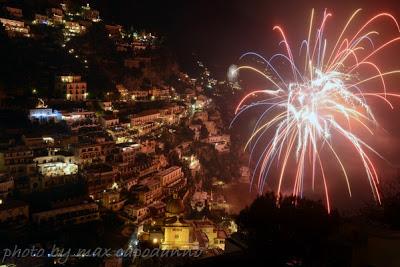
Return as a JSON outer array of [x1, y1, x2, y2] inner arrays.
[[232, 9, 400, 212]]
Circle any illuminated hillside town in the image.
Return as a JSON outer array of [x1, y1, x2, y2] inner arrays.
[[0, 1, 400, 267]]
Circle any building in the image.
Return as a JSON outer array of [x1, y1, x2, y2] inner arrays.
[[47, 7, 63, 17], [158, 166, 186, 195], [239, 166, 250, 183], [29, 108, 62, 124], [160, 197, 199, 250], [158, 167, 183, 186], [72, 143, 104, 166], [100, 115, 119, 128], [113, 163, 136, 184], [64, 21, 85, 36], [131, 110, 160, 127], [47, 8, 64, 24], [193, 111, 208, 122], [130, 90, 149, 101], [33, 14, 50, 25], [83, 164, 117, 199], [0, 146, 35, 178], [104, 24, 122, 38], [149, 88, 170, 100], [99, 101, 112, 111], [207, 134, 230, 153], [191, 191, 209, 212], [81, 4, 100, 22], [194, 95, 211, 109], [61, 109, 97, 131], [139, 196, 229, 252], [101, 190, 125, 211], [56, 75, 87, 101], [189, 124, 202, 140], [124, 204, 150, 224], [32, 202, 99, 228], [116, 84, 128, 99], [203, 121, 218, 136], [134, 178, 162, 205], [0, 200, 29, 227], [207, 134, 230, 144], [140, 140, 157, 154], [0, 18, 30, 37], [31, 150, 78, 191], [94, 136, 116, 158], [0, 174, 14, 200], [5, 6, 23, 18], [124, 57, 151, 69], [123, 176, 138, 191], [22, 135, 56, 149], [192, 219, 228, 250], [117, 143, 139, 163], [61, 110, 96, 123], [103, 257, 122, 267], [134, 158, 161, 179]]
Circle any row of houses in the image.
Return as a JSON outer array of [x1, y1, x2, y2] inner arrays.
[[0, 3, 99, 38]]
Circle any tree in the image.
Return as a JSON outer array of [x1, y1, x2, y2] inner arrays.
[[175, 121, 195, 142], [363, 177, 400, 229], [135, 152, 152, 165], [236, 192, 341, 266], [200, 125, 209, 139], [168, 150, 181, 166]]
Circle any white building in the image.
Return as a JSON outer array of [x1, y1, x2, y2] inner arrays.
[[61, 110, 97, 131], [62, 109, 96, 124], [29, 108, 62, 124], [131, 110, 160, 127]]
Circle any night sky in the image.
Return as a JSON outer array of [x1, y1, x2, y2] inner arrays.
[[96, 0, 400, 77]]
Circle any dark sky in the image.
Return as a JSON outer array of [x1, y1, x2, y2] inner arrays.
[[96, 0, 400, 78]]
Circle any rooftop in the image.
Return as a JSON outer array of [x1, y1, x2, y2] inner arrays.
[[84, 163, 114, 173], [0, 200, 28, 211], [132, 109, 160, 118], [158, 166, 181, 177]]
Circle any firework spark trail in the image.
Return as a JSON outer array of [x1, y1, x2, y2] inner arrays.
[[232, 9, 400, 212]]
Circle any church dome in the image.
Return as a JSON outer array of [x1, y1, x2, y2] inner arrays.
[[165, 197, 184, 215]]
